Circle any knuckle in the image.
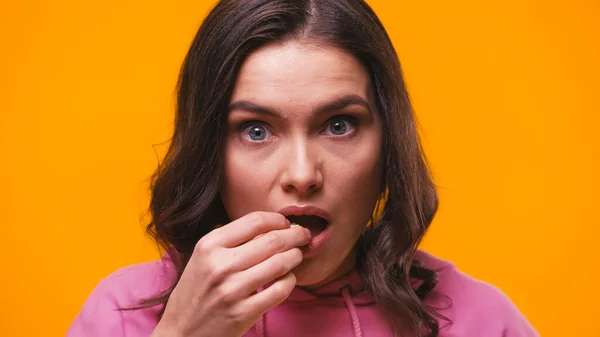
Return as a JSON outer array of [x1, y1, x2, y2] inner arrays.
[[247, 212, 266, 227], [224, 306, 246, 325], [205, 258, 229, 282], [194, 237, 213, 255], [264, 232, 284, 252], [216, 283, 239, 304], [273, 257, 289, 275]]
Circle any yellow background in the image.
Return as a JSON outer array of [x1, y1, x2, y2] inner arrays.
[[1, 1, 598, 336]]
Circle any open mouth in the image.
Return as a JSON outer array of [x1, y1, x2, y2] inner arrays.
[[285, 215, 329, 238]]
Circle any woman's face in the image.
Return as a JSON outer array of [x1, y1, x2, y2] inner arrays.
[[222, 40, 383, 287]]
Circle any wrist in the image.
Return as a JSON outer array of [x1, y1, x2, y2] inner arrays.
[[150, 323, 183, 337]]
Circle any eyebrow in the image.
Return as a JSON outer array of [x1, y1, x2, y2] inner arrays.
[[228, 94, 371, 117]]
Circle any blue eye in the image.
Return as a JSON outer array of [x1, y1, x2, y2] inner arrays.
[[242, 123, 272, 142], [326, 116, 357, 136]]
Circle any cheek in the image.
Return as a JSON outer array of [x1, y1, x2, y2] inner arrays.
[[221, 145, 273, 219], [327, 138, 383, 218], [329, 136, 382, 191]]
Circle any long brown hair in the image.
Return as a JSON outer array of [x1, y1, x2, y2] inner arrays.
[[141, 0, 444, 335]]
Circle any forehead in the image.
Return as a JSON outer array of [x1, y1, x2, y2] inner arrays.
[[230, 40, 372, 111]]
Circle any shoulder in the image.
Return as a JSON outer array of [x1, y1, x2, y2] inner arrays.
[[92, 254, 176, 306], [66, 254, 176, 337], [415, 250, 540, 337]]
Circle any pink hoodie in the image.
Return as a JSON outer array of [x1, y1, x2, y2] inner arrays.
[[67, 250, 539, 337]]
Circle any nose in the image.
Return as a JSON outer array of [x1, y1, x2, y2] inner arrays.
[[279, 138, 324, 196]]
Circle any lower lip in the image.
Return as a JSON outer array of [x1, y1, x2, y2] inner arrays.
[[302, 225, 331, 257]]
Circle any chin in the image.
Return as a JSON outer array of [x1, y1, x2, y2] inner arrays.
[[291, 258, 333, 287]]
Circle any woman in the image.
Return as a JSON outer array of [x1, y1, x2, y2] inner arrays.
[[68, 0, 539, 336]]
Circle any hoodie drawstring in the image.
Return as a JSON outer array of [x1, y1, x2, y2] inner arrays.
[[255, 286, 364, 337], [256, 313, 265, 337], [341, 286, 364, 337], [256, 285, 266, 337]]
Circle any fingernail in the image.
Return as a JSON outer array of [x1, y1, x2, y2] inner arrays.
[[303, 227, 312, 240], [291, 223, 311, 240]]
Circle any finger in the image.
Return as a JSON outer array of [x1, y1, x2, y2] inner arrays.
[[230, 225, 310, 271], [212, 212, 290, 248], [229, 247, 303, 298], [241, 272, 297, 316], [250, 223, 304, 241]]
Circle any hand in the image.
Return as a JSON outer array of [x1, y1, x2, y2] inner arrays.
[[151, 211, 311, 337]]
